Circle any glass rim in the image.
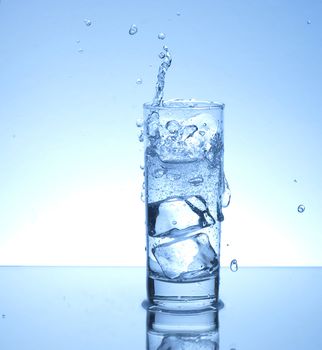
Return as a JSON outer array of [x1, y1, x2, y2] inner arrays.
[[143, 98, 225, 111]]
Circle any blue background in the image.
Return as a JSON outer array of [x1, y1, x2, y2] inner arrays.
[[0, 0, 321, 266]]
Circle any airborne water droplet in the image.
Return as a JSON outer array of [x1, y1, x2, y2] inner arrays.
[[297, 204, 305, 213], [230, 259, 238, 272], [136, 78, 143, 85], [176, 12, 181, 16], [307, 20, 312, 24], [129, 24, 138, 35], [136, 118, 143, 127], [159, 51, 165, 59], [158, 32, 166, 40], [84, 19, 92, 26], [138, 130, 144, 142], [78, 48, 84, 54], [222, 175, 231, 208], [172, 220, 177, 225]]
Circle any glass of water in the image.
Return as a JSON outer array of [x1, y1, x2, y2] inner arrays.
[[144, 99, 225, 309]]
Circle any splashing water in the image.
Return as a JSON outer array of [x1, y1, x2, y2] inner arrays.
[[230, 259, 238, 272], [153, 46, 172, 106], [297, 204, 305, 213]]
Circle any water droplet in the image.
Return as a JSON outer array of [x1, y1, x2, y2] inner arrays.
[[153, 168, 166, 178], [188, 176, 204, 186], [226, 243, 230, 247], [297, 204, 305, 213], [136, 118, 143, 127], [140, 191, 145, 202], [2, 314, 5, 319], [176, 12, 181, 16], [199, 131, 205, 136], [140, 164, 144, 170], [172, 220, 177, 225], [293, 179, 298, 183], [158, 32, 166, 40], [222, 175, 231, 208], [76, 40, 80, 44], [307, 20, 311, 24], [159, 51, 165, 59], [138, 130, 144, 142], [84, 19, 92, 26], [166, 120, 180, 134], [129, 24, 138, 35], [202, 123, 207, 127], [136, 78, 143, 85], [230, 259, 238, 272]]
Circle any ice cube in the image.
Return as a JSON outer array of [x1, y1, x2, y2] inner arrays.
[[153, 233, 218, 280], [158, 335, 217, 350], [148, 196, 215, 237]]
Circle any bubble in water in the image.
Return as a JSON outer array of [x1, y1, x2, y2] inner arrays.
[[129, 24, 138, 35], [153, 168, 166, 178], [297, 204, 305, 213], [136, 118, 143, 127], [230, 259, 238, 272], [166, 120, 180, 134], [136, 78, 143, 85], [167, 172, 181, 180], [188, 176, 204, 186], [158, 32, 166, 40], [84, 19, 92, 26], [159, 51, 165, 59]]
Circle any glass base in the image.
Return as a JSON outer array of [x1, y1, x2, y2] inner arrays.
[[147, 275, 220, 310]]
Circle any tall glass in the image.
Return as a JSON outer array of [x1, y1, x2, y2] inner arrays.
[[144, 99, 225, 309]]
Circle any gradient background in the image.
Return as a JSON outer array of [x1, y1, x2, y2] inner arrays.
[[0, 0, 321, 266]]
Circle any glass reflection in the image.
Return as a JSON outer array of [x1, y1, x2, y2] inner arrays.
[[146, 306, 219, 349]]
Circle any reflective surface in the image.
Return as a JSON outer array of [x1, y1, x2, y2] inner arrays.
[[0, 267, 322, 349]]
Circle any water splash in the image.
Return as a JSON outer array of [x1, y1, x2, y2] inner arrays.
[[152, 46, 172, 106], [129, 24, 138, 35], [230, 259, 238, 272], [297, 204, 305, 213]]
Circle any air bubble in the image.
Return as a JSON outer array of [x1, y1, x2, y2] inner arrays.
[[84, 19, 92, 26], [129, 24, 138, 35], [153, 168, 166, 178], [230, 259, 238, 272], [188, 176, 204, 186], [158, 32, 166, 40], [297, 204, 305, 213], [166, 120, 180, 134]]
